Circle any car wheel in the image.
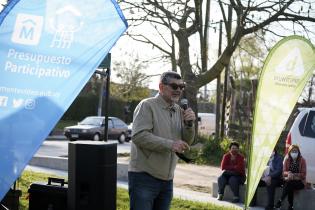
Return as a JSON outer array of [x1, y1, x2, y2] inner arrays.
[[118, 133, 126, 144], [93, 133, 100, 141], [69, 138, 76, 142]]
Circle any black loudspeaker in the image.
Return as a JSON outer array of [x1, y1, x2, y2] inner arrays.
[[68, 141, 117, 210], [1, 188, 21, 210], [28, 178, 67, 210]]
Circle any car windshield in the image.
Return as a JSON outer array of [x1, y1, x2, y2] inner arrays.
[[79, 117, 103, 126]]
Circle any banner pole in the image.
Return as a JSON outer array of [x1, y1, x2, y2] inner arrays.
[[244, 79, 258, 209], [104, 66, 110, 142]]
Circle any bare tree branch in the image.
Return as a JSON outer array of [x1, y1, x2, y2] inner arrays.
[[118, 0, 315, 114], [126, 32, 172, 56]]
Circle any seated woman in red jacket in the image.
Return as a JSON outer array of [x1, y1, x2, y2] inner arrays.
[[275, 144, 306, 210], [217, 141, 246, 203]]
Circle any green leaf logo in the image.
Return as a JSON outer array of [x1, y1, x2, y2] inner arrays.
[[275, 47, 304, 76]]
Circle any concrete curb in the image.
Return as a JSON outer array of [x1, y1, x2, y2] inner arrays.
[[29, 155, 129, 181], [30, 156, 68, 171], [46, 135, 67, 141]]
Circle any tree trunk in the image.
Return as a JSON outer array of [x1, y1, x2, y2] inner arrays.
[[184, 82, 199, 140], [177, 31, 199, 137]]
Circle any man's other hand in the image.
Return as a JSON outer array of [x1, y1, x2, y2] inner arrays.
[[172, 140, 190, 153]]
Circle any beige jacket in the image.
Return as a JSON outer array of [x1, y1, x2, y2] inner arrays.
[[128, 94, 195, 180]]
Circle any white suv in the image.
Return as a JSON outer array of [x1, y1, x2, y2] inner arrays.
[[285, 107, 315, 184]]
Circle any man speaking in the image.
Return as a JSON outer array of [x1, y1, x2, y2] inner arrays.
[[128, 71, 195, 210]]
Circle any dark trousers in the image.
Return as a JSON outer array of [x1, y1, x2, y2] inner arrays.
[[128, 172, 173, 210], [218, 173, 246, 197], [280, 180, 304, 206], [252, 178, 283, 207]]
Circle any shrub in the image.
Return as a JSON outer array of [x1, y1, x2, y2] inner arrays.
[[193, 135, 247, 166]]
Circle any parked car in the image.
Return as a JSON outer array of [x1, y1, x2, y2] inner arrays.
[[197, 113, 216, 136], [64, 116, 128, 143], [126, 123, 132, 142], [285, 107, 315, 184]]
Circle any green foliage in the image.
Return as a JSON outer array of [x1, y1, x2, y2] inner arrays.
[[112, 53, 151, 102], [196, 136, 226, 166], [61, 94, 140, 123], [194, 135, 246, 166], [79, 74, 101, 96], [59, 64, 149, 122], [111, 83, 150, 102], [62, 94, 98, 121], [230, 33, 266, 80], [233, 78, 253, 91], [17, 171, 237, 210]]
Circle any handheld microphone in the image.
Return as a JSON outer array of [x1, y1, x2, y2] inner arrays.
[[180, 98, 189, 110], [176, 152, 193, 163], [180, 98, 193, 127], [176, 98, 195, 163]]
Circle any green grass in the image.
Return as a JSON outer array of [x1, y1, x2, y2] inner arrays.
[[15, 170, 238, 210], [170, 199, 239, 210]]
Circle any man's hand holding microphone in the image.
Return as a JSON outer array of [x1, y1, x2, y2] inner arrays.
[[171, 98, 196, 155], [180, 98, 196, 127]]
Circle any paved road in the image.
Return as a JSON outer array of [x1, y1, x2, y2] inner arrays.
[[35, 138, 218, 190], [35, 138, 131, 157]]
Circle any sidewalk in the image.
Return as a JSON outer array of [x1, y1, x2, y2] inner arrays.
[[46, 134, 67, 141]]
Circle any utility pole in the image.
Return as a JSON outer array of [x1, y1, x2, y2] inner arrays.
[[215, 20, 222, 140], [202, 0, 211, 102], [96, 53, 111, 141], [220, 5, 232, 138], [97, 71, 105, 116], [103, 67, 110, 141]]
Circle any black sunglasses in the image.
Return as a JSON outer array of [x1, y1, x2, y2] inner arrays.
[[166, 83, 185, 90]]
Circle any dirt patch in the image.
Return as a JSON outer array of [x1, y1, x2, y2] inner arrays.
[[118, 157, 221, 194], [173, 163, 221, 194], [174, 183, 212, 193]]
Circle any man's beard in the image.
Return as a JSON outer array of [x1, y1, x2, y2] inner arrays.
[[170, 95, 180, 103]]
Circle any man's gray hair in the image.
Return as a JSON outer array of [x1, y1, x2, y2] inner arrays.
[[160, 71, 182, 84]]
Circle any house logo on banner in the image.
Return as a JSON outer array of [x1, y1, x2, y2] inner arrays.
[[11, 6, 83, 48], [11, 13, 43, 45], [49, 5, 83, 49]]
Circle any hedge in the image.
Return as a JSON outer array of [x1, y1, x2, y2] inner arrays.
[[61, 94, 139, 123]]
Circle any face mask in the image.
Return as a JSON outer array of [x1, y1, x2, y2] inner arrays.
[[290, 152, 298, 159]]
